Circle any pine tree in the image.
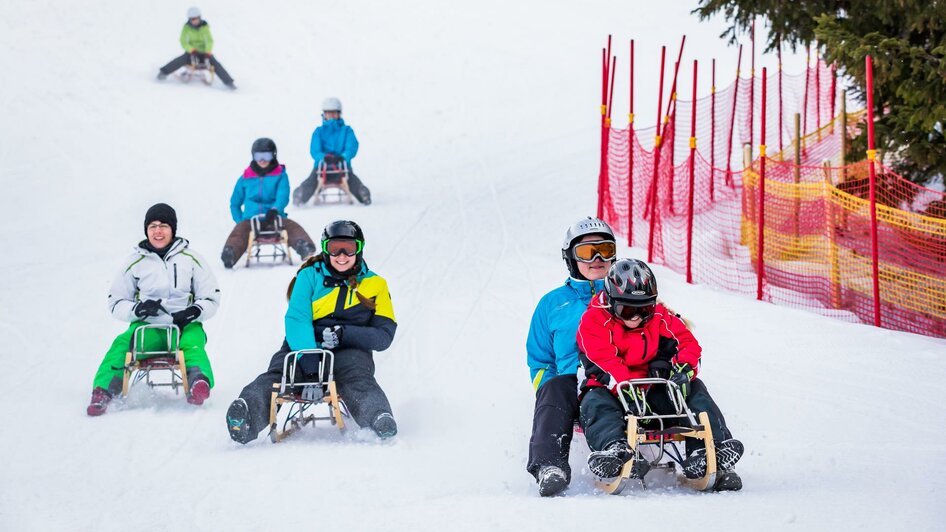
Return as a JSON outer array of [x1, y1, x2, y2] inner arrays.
[[694, 0, 946, 185]]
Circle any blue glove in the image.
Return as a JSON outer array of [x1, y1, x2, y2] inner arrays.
[[669, 362, 695, 399], [320, 325, 343, 349]]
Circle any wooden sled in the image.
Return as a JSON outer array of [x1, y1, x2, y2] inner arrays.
[[121, 324, 190, 398], [596, 378, 718, 494], [176, 56, 215, 85], [311, 160, 356, 205], [245, 213, 293, 267], [269, 349, 347, 443]]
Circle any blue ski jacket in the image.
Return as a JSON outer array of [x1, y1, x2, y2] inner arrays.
[[310, 118, 359, 166], [229, 164, 290, 223], [526, 278, 604, 391]]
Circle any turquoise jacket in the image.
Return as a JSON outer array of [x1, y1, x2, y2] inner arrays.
[[526, 278, 604, 391], [310, 118, 359, 165], [229, 165, 289, 223]]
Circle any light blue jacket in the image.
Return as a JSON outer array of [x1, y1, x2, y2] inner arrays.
[[310, 118, 359, 165], [229, 165, 290, 223], [526, 278, 604, 391]]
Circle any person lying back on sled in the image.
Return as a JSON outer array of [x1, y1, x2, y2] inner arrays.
[[292, 98, 372, 205], [86, 203, 220, 416], [576, 258, 744, 491], [221, 137, 317, 268], [225, 220, 398, 444], [156, 6, 236, 89]]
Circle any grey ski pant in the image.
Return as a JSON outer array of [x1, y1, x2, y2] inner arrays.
[[237, 340, 392, 442]]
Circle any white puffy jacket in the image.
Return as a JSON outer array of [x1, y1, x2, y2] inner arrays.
[[107, 238, 220, 324]]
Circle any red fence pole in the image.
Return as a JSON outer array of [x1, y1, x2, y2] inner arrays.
[[725, 45, 743, 185], [830, 63, 837, 125], [710, 58, 717, 201], [628, 39, 635, 246], [597, 47, 608, 219], [865, 55, 882, 327], [778, 45, 784, 156], [686, 60, 698, 284], [749, 19, 756, 151], [757, 67, 768, 300], [647, 46, 667, 263], [803, 45, 810, 136], [816, 49, 822, 132], [663, 37, 685, 215]]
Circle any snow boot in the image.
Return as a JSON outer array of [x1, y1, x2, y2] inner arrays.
[[221, 246, 236, 269], [225, 81, 237, 91], [371, 412, 398, 439], [187, 379, 210, 406], [682, 439, 744, 480], [86, 387, 112, 416], [294, 239, 316, 260], [357, 187, 372, 206], [536, 465, 568, 497], [713, 471, 743, 491], [226, 398, 254, 444], [588, 441, 649, 479], [157, 71, 168, 81]]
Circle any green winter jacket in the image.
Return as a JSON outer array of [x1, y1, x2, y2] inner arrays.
[[180, 21, 213, 53]]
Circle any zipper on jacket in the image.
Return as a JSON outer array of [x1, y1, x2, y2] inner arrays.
[[174, 264, 178, 288], [641, 333, 648, 360]]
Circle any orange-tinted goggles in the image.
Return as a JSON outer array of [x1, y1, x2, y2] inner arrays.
[[322, 238, 363, 257], [573, 240, 617, 262]]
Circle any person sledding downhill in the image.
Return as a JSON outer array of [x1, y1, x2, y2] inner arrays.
[[156, 7, 236, 90], [87, 204, 220, 416], [292, 98, 372, 206], [226, 220, 397, 444], [221, 137, 318, 268], [526, 217, 617, 497], [577, 259, 744, 492]]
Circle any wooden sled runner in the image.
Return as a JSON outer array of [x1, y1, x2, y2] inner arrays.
[[311, 160, 356, 205], [269, 349, 348, 443], [596, 378, 718, 494], [121, 324, 190, 399], [176, 56, 215, 85]]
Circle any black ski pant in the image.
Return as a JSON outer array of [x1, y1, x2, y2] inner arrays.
[[159, 52, 234, 85], [527, 374, 579, 482], [237, 340, 393, 442], [579, 379, 733, 455], [293, 166, 370, 205]]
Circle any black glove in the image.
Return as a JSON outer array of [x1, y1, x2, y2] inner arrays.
[[296, 352, 322, 379], [648, 359, 672, 379], [323, 153, 340, 163], [669, 362, 695, 399], [264, 208, 280, 227], [320, 325, 343, 349], [656, 337, 678, 360], [134, 299, 165, 318], [171, 305, 201, 330]]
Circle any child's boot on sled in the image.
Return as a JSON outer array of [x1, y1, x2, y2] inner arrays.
[[588, 441, 649, 479], [86, 387, 112, 417], [682, 438, 744, 491]]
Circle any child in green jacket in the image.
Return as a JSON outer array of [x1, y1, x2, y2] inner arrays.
[[157, 7, 235, 89]]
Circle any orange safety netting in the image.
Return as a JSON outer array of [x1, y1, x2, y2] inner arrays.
[[600, 62, 946, 339]]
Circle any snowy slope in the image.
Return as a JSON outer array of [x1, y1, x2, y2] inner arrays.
[[1, 1, 944, 531]]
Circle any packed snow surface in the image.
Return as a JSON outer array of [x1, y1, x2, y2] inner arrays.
[[1, 1, 943, 530]]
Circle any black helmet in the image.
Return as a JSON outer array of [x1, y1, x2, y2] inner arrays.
[[561, 217, 616, 279], [321, 219, 364, 243], [251, 137, 277, 157], [605, 259, 658, 321]]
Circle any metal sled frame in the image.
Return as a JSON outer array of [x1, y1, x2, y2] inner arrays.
[[121, 324, 190, 398], [596, 378, 717, 495], [176, 55, 215, 85], [268, 349, 347, 443], [245, 214, 293, 267], [311, 161, 356, 205]]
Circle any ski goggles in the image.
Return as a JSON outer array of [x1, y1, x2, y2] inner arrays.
[[253, 151, 274, 162], [573, 240, 617, 262], [322, 238, 364, 257], [611, 302, 655, 323]]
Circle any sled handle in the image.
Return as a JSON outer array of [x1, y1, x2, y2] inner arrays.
[[279, 349, 335, 394], [615, 378, 698, 426], [130, 324, 181, 364]]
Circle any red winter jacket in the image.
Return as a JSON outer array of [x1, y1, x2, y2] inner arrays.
[[576, 293, 701, 395]]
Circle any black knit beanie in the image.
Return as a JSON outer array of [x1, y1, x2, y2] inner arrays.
[[144, 203, 178, 237]]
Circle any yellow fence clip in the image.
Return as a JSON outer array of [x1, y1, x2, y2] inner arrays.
[[711, 86, 716, 94], [759, 144, 767, 157], [689, 137, 697, 149], [655, 135, 662, 147], [671, 91, 677, 101], [604, 117, 611, 128], [628, 113, 635, 124], [663, 115, 670, 125], [600, 105, 607, 116], [867, 149, 877, 161]]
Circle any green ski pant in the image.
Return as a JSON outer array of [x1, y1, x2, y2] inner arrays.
[[92, 321, 214, 393]]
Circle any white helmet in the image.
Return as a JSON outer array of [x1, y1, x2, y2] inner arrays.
[[187, 7, 201, 19], [321, 97, 343, 113]]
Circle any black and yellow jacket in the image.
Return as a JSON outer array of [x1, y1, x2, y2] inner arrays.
[[285, 260, 396, 352]]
